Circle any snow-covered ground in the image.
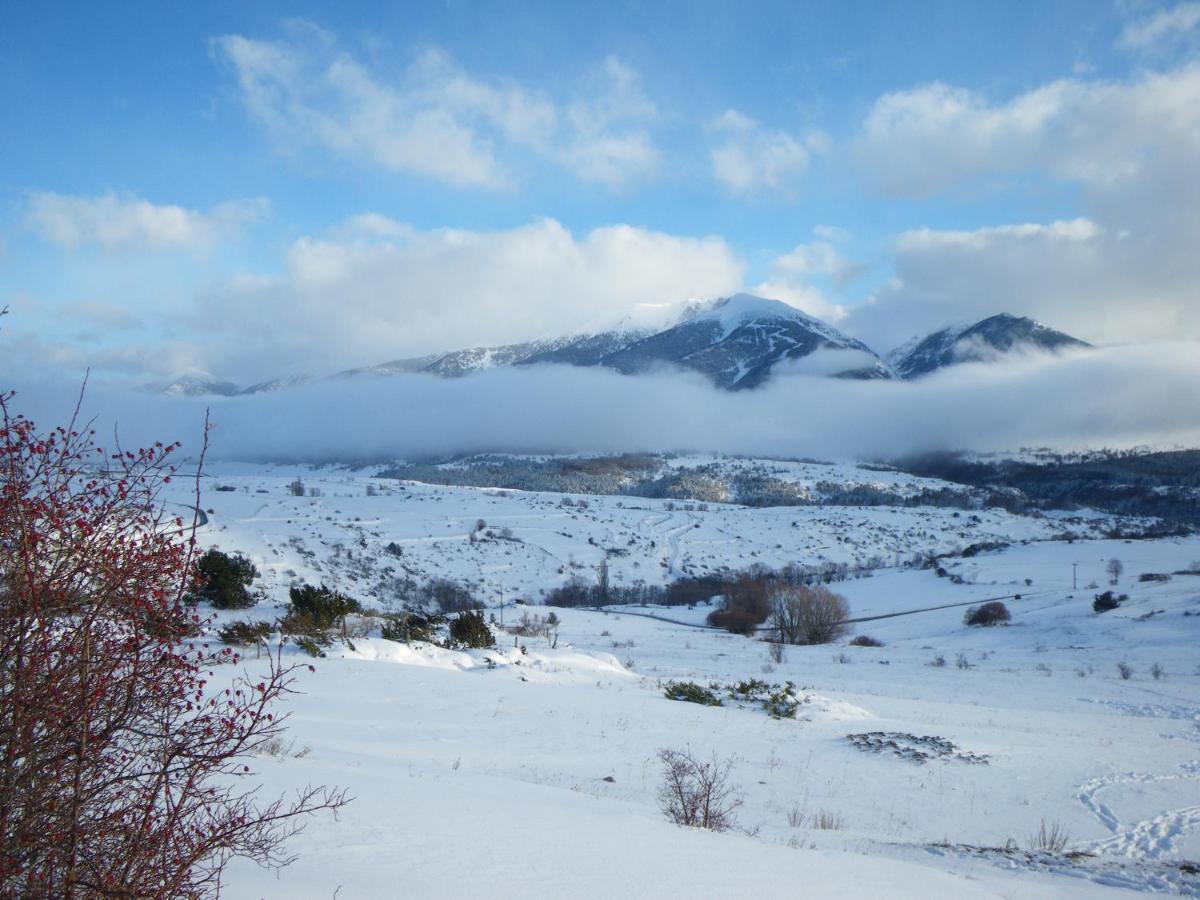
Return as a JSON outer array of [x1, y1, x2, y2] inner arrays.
[[182, 462, 1128, 606], [167, 463, 1200, 898]]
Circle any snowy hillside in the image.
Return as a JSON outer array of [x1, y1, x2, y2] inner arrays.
[[161, 461, 1200, 898]]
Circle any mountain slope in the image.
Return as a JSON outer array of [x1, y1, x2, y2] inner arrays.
[[889, 314, 1091, 379], [599, 294, 890, 389], [156, 295, 891, 396]]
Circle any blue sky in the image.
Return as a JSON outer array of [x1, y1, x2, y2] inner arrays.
[[2, 1, 1198, 383]]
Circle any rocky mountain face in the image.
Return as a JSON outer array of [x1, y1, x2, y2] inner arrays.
[[158, 301, 1091, 396], [888, 314, 1091, 379], [595, 294, 889, 388]]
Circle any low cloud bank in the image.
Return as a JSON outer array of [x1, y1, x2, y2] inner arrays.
[[8, 343, 1199, 463]]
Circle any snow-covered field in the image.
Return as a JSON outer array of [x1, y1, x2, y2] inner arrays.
[[184, 462, 1127, 605], [169, 463, 1200, 898]]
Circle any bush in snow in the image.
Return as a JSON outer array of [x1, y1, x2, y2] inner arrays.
[[663, 681, 722, 707], [380, 611, 446, 644], [507, 610, 560, 646], [849, 635, 884, 647], [964, 601, 1010, 627], [1117, 661, 1133, 680], [448, 610, 494, 648], [191, 548, 258, 609], [424, 577, 478, 614], [1092, 591, 1125, 613], [287, 583, 362, 637], [217, 619, 272, 647], [706, 574, 772, 635], [1025, 819, 1070, 853], [656, 748, 742, 832]]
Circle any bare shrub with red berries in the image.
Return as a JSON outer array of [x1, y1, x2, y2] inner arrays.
[[0, 391, 346, 898]]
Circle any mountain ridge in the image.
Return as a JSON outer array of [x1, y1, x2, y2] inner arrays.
[[157, 301, 1092, 396]]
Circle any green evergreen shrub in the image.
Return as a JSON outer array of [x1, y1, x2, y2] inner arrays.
[[448, 611, 494, 648], [193, 549, 258, 609]]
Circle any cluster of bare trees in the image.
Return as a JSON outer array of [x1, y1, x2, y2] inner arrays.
[[768, 584, 851, 645]]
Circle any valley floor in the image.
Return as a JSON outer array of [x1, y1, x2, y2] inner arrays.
[[169, 465, 1200, 898]]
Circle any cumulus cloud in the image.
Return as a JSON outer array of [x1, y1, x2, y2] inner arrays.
[[848, 64, 1200, 350], [709, 109, 820, 195], [213, 25, 659, 189], [10, 342, 1199, 463], [855, 65, 1200, 197], [750, 233, 865, 323], [25, 192, 267, 250], [845, 215, 1200, 351], [190, 216, 743, 380]]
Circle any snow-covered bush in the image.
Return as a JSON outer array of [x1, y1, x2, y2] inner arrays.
[[380, 611, 446, 644], [849, 635, 884, 647], [963, 601, 1010, 627], [656, 748, 742, 832], [663, 681, 722, 706], [1026, 819, 1070, 852]]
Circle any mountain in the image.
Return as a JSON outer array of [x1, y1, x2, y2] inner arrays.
[[156, 294, 890, 396], [399, 294, 888, 388], [163, 302, 1094, 398], [239, 375, 313, 394], [888, 314, 1091, 380], [159, 375, 243, 397], [596, 294, 889, 388]]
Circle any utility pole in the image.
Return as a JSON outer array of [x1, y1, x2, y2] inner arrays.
[[1072, 563, 1077, 592]]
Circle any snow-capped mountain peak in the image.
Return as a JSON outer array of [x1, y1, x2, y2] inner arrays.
[[889, 313, 1091, 379]]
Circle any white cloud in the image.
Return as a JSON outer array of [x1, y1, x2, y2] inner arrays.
[[14, 341, 1200, 462], [214, 27, 660, 190], [193, 216, 743, 380], [748, 231, 867, 323], [25, 192, 267, 250], [848, 64, 1200, 351], [709, 109, 818, 195], [1119, 2, 1200, 49], [847, 216, 1200, 351], [855, 65, 1200, 196], [562, 57, 661, 188]]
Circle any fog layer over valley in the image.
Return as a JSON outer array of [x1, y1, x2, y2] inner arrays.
[[13, 340, 1200, 462]]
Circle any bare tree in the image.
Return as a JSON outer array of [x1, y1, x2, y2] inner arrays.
[[596, 558, 610, 605], [656, 748, 742, 832], [1106, 558, 1124, 584], [769, 584, 850, 645]]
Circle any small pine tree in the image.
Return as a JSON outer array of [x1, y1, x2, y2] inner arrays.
[[449, 611, 494, 648], [288, 583, 361, 637], [193, 548, 258, 609]]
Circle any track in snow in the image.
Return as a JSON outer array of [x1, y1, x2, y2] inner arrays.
[[1076, 703, 1200, 860]]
